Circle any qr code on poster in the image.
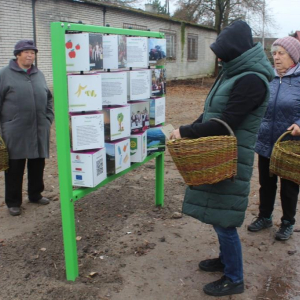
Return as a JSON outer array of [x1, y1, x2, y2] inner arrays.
[[96, 158, 103, 176]]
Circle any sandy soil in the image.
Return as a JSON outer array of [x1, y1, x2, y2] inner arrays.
[[0, 78, 300, 300]]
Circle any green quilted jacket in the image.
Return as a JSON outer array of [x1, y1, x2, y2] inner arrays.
[[182, 43, 274, 228]]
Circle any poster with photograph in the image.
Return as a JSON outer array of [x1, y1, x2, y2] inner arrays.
[[89, 33, 103, 70], [147, 126, 165, 155], [129, 101, 150, 133], [151, 68, 166, 97], [149, 97, 166, 126], [148, 38, 166, 66], [68, 74, 102, 112], [126, 37, 149, 68], [71, 148, 107, 187], [118, 35, 127, 68], [101, 72, 128, 105], [71, 113, 105, 151], [103, 35, 118, 70], [103, 106, 131, 141], [65, 33, 90, 72], [105, 139, 130, 175], [128, 70, 151, 101]]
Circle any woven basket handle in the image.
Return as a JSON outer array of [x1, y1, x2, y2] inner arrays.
[[275, 130, 292, 144], [210, 118, 235, 137], [0, 136, 6, 147]]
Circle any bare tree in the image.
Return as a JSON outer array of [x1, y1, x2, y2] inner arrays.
[[173, 0, 275, 35], [172, 0, 276, 75]]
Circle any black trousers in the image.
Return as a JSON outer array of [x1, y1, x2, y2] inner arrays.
[[258, 155, 299, 225], [5, 158, 45, 208]]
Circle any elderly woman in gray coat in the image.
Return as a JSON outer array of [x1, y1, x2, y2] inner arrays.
[[0, 40, 54, 216]]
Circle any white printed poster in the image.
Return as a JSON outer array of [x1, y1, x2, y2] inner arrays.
[[103, 106, 131, 141], [103, 35, 118, 70], [68, 74, 102, 112], [65, 33, 90, 72], [128, 70, 151, 100], [126, 37, 149, 68], [106, 139, 130, 174], [71, 148, 107, 187], [71, 113, 105, 151], [101, 72, 128, 105], [130, 131, 147, 163], [150, 97, 166, 126]]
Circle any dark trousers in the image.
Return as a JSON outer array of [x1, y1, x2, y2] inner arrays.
[[258, 155, 299, 225], [5, 158, 45, 208]]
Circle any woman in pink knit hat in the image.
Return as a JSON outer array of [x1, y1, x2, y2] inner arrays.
[[248, 36, 300, 240]]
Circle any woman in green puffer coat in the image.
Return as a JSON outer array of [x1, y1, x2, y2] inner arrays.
[[170, 20, 274, 297]]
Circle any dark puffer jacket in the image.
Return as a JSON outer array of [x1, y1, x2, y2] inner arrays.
[[255, 63, 300, 158], [181, 21, 274, 228]]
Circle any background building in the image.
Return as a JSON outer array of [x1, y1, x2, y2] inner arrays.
[[0, 0, 217, 88]]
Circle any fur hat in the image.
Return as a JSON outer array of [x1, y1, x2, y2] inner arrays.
[[272, 36, 300, 63], [14, 40, 38, 56]]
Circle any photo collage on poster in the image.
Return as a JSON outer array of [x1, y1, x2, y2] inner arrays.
[[66, 32, 167, 187]]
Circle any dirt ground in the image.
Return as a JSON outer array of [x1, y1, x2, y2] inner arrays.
[[1, 78, 300, 300]]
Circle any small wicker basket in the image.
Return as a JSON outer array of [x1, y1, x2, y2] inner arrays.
[[270, 131, 300, 184], [0, 136, 9, 171], [167, 118, 237, 186]]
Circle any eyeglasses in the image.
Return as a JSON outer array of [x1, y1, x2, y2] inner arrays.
[[271, 51, 288, 57]]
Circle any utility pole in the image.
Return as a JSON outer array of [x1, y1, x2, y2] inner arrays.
[[166, 0, 169, 15], [262, 0, 265, 49]]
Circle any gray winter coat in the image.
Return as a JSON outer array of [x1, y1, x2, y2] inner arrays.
[[0, 60, 54, 159]]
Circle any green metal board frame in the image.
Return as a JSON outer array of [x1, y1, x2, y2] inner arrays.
[[50, 22, 165, 281]]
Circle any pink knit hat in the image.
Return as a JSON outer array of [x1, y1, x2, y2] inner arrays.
[[273, 36, 300, 63]]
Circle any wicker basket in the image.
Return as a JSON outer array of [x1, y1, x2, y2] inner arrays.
[[167, 118, 237, 186], [0, 136, 9, 171], [270, 131, 300, 184]]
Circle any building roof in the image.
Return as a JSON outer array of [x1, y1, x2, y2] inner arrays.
[[294, 31, 300, 41], [71, 0, 216, 32]]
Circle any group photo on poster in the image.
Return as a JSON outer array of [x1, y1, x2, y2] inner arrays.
[[151, 69, 166, 97], [118, 35, 127, 68], [89, 33, 103, 70]]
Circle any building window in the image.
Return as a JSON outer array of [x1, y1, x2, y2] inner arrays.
[[160, 29, 176, 61], [123, 23, 148, 30], [187, 34, 198, 61]]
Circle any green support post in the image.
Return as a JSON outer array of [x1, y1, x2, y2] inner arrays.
[[50, 22, 165, 281], [155, 153, 164, 206], [51, 23, 79, 281]]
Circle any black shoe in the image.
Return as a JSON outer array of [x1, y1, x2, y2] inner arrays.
[[199, 258, 225, 272], [37, 197, 50, 205], [30, 197, 50, 205], [8, 207, 21, 216], [203, 275, 244, 296], [247, 216, 273, 232], [275, 220, 293, 241]]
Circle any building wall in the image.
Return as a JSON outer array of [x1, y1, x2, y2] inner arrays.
[[0, 0, 34, 67], [0, 0, 217, 88]]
